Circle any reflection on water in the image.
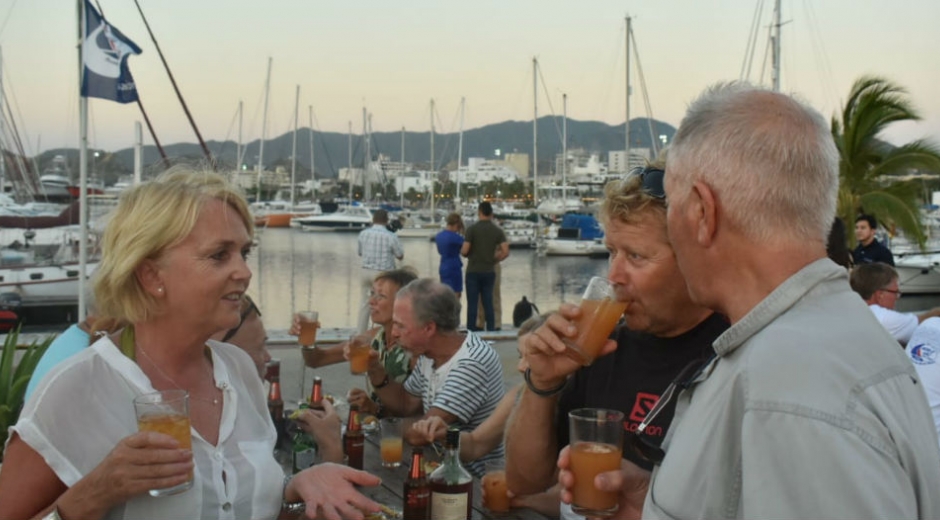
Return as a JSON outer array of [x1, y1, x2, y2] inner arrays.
[[247, 229, 610, 330]]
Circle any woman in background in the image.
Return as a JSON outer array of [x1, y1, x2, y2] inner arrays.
[[436, 212, 465, 298]]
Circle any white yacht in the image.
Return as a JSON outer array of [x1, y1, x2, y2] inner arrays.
[[292, 204, 373, 232]]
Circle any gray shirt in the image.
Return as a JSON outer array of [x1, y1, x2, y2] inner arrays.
[[643, 259, 940, 519]]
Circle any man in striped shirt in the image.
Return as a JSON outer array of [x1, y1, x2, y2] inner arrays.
[[369, 278, 505, 477], [357, 209, 404, 331]]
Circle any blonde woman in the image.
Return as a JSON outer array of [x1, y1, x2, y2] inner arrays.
[[0, 169, 380, 520]]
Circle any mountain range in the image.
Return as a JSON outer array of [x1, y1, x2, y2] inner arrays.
[[38, 116, 675, 183]]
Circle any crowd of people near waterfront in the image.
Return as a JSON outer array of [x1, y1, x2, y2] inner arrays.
[[2, 80, 940, 520]]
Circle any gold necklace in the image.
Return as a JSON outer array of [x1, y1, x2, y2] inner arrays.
[[138, 345, 221, 406]]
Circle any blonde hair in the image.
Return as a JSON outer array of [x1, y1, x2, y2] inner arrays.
[[599, 156, 667, 227], [94, 168, 253, 327]]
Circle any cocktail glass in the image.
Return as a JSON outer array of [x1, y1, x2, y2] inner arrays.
[[568, 408, 624, 517], [563, 277, 627, 365], [133, 389, 194, 497]]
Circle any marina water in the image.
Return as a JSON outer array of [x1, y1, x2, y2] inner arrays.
[[247, 228, 610, 331]]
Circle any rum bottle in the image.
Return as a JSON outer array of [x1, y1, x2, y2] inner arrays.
[[403, 447, 430, 520], [343, 404, 365, 470], [429, 427, 472, 520]]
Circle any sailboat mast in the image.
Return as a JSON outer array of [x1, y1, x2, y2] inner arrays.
[[457, 97, 465, 205], [77, 0, 89, 319], [772, 0, 782, 92], [308, 106, 315, 186], [430, 99, 435, 216], [0, 46, 5, 195], [347, 121, 353, 203], [362, 107, 370, 202], [532, 57, 538, 208], [236, 99, 243, 170], [562, 93, 567, 202], [291, 85, 299, 208], [625, 15, 631, 171], [400, 126, 405, 208], [257, 57, 272, 201]]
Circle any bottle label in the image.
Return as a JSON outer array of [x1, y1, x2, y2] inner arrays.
[[430, 492, 468, 520]]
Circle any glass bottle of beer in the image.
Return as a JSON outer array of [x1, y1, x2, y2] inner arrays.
[[265, 359, 286, 449], [429, 427, 472, 520], [309, 376, 325, 411], [403, 447, 430, 520], [343, 405, 365, 470]]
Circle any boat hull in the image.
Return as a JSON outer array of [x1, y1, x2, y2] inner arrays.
[[543, 238, 607, 256], [895, 255, 940, 295]]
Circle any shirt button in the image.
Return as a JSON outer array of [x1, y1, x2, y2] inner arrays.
[[215, 451, 224, 460], [222, 502, 232, 511]]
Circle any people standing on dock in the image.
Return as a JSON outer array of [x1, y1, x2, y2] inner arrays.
[[357, 208, 404, 332], [849, 261, 940, 346], [572, 82, 940, 519], [0, 169, 382, 519], [370, 278, 505, 477], [504, 165, 728, 519], [852, 213, 895, 266], [436, 212, 465, 298], [462, 201, 509, 331], [294, 268, 418, 417]]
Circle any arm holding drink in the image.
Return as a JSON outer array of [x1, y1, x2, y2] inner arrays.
[[293, 399, 344, 464], [505, 303, 617, 495], [556, 445, 651, 520]]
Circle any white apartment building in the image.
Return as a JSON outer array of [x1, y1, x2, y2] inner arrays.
[[453, 157, 522, 185], [608, 148, 652, 173]]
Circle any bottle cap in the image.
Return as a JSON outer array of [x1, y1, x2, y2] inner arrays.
[[445, 426, 460, 448]]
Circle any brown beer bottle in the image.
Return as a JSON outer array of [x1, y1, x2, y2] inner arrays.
[[265, 359, 285, 447], [343, 405, 364, 470], [403, 447, 430, 520], [309, 376, 325, 411], [429, 427, 472, 520]]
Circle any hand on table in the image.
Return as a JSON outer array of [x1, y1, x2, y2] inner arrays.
[[411, 416, 448, 444], [286, 463, 381, 520], [556, 445, 650, 520]]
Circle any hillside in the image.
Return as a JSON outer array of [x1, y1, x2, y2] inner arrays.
[[37, 117, 675, 183]]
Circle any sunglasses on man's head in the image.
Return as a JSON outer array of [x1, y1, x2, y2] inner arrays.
[[628, 166, 666, 200], [625, 353, 715, 465], [222, 295, 262, 342]]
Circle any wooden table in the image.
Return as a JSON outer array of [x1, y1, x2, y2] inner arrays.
[[359, 433, 553, 520]]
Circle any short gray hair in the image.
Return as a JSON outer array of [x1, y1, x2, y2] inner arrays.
[[396, 278, 461, 332], [668, 82, 838, 245]]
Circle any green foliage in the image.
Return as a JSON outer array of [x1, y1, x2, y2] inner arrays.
[[0, 327, 55, 457], [832, 75, 940, 248]]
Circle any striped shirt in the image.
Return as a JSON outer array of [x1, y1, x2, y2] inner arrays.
[[358, 224, 404, 271], [404, 331, 505, 477]]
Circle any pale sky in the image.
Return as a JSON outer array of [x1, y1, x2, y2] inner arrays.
[[2, 0, 939, 154]]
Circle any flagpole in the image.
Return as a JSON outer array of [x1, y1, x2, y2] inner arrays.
[[77, 0, 88, 320]]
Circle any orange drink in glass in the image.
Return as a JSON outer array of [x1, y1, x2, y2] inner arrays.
[[348, 334, 372, 375], [379, 417, 403, 468], [134, 389, 194, 497], [298, 311, 320, 346], [564, 277, 627, 365], [568, 408, 624, 517], [482, 459, 510, 513]]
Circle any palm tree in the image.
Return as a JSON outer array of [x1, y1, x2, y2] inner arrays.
[[832, 75, 940, 249]]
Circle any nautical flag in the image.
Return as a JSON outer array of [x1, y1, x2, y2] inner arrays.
[[81, 0, 142, 103]]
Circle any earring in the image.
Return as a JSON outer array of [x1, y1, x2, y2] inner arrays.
[[157, 286, 164, 294]]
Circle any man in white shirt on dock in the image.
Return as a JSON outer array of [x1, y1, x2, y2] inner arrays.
[[357, 209, 404, 331], [850, 261, 940, 346]]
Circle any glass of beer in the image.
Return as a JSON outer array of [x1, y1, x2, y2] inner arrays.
[[298, 311, 320, 347], [564, 277, 627, 365], [568, 408, 624, 518], [482, 458, 510, 513], [133, 389, 194, 497], [379, 417, 403, 468], [347, 334, 372, 375]]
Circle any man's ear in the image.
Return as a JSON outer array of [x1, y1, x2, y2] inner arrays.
[[690, 181, 718, 247]]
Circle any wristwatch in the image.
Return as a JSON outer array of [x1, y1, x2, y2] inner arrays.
[[372, 373, 390, 389]]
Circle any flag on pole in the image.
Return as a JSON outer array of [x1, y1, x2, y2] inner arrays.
[[81, 0, 142, 103]]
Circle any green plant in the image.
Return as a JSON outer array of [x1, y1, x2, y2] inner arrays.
[[0, 326, 55, 456]]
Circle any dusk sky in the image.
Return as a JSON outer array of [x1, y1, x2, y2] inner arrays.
[[3, 0, 938, 154]]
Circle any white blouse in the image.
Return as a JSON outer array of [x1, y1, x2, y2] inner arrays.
[[14, 337, 283, 520]]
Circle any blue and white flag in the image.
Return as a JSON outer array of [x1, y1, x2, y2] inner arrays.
[[81, 0, 142, 103]]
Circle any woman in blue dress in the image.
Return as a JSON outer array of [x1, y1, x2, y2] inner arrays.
[[436, 213, 465, 297]]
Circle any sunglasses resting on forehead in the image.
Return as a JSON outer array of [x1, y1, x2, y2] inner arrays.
[[628, 165, 666, 200]]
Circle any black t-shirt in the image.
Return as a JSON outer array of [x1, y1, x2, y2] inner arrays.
[[556, 313, 729, 471], [852, 239, 895, 266]]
